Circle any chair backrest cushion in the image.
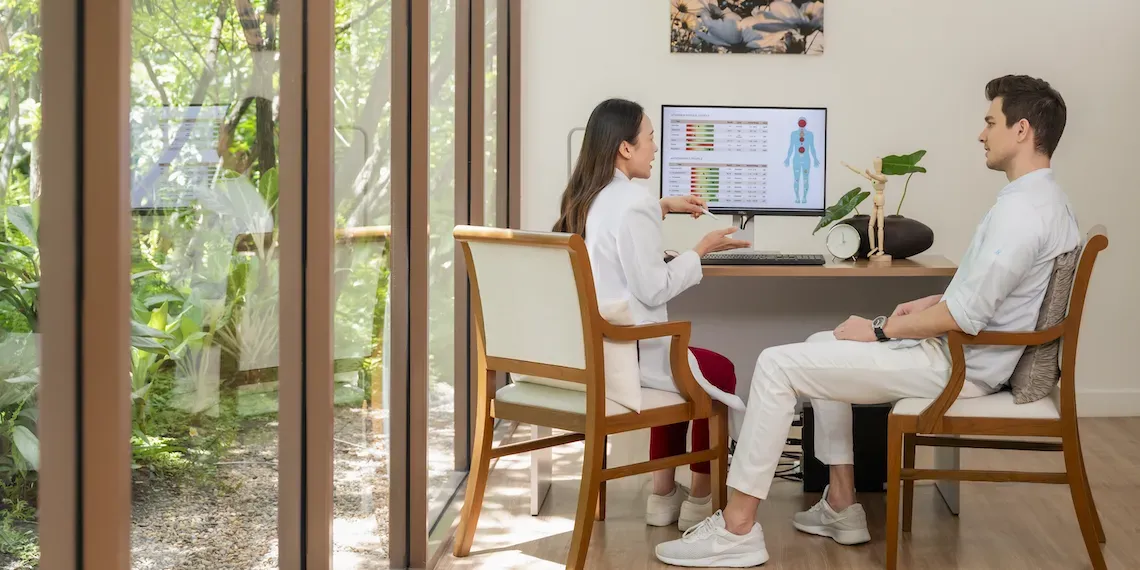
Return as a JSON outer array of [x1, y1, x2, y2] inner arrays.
[[1009, 245, 1081, 404], [468, 240, 587, 370]]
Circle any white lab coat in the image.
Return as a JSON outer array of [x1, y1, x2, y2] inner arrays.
[[583, 170, 745, 411]]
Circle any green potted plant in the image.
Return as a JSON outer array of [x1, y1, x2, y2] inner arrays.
[[813, 150, 934, 259]]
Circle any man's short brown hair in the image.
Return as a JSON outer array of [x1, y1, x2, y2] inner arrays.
[[985, 75, 1067, 157]]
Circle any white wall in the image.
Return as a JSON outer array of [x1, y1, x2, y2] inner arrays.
[[520, 0, 1140, 416]]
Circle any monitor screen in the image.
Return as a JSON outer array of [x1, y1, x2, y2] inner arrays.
[[660, 105, 826, 216]]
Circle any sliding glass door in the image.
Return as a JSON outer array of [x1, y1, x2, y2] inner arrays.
[[27, 0, 517, 567], [332, 0, 395, 566]]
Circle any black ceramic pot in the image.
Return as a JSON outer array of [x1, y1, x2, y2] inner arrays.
[[839, 215, 934, 259]]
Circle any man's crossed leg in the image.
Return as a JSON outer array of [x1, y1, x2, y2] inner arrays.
[[654, 332, 990, 568]]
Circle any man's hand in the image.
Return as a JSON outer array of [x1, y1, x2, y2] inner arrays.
[[891, 294, 942, 318], [834, 315, 876, 342], [659, 195, 706, 219]]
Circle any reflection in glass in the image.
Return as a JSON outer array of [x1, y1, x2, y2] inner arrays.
[[484, 0, 498, 228], [1, 2, 43, 567], [427, 0, 461, 528], [333, 1, 393, 567], [129, 2, 280, 567]]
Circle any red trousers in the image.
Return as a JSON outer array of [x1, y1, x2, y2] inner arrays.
[[648, 346, 737, 474]]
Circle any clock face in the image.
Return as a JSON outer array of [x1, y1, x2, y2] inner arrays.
[[826, 224, 861, 259]]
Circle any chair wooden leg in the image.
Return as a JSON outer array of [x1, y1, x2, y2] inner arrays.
[[885, 417, 903, 570], [567, 432, 606, 570], [1063, 432, 1107, 570], [1076, 436, 1106, 543], [595, 435, 608, 521], [902, 433, 917, 533], [710, 405, 730, 510], [453, 410, 495, 557]]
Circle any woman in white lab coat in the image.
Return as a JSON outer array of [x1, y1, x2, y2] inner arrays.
[[552, 98, 750, 531]]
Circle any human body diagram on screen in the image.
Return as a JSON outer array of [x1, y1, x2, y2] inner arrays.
[[783, 117, 820, 204]]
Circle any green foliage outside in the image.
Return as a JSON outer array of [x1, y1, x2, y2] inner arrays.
[[0, 0, 503, 565]]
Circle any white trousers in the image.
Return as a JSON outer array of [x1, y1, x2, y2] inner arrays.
[[726, 331, 993, 500]]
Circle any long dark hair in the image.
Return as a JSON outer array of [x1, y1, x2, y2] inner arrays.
[[552, 98, 644, 237]]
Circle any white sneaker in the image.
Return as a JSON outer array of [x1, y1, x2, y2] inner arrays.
[[792, 485, 871, 545], [646, 486, 688, 527], [654, 511, 769, 567], [678, 494, 714, 532]]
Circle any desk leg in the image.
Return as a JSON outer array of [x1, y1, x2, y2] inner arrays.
[[934, 442, 961, 516], [530, 425, 553, 516]]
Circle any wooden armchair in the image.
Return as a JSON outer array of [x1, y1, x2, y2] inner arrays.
[[886, 226, 1109, 570], [451, 226, 731, 570]]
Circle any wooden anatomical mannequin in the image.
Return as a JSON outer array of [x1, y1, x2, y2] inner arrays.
[[842, 158, 892, 265]]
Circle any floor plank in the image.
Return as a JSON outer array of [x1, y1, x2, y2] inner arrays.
[[436, 418, 1138, 569]]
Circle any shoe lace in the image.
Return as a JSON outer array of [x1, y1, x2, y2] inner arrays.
[[681, 511, 722, 542]]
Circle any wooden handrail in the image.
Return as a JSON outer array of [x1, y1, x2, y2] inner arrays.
[[232, 225, 392, 253]]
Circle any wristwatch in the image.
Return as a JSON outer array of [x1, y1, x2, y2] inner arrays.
[[872, 316, 889, 342]]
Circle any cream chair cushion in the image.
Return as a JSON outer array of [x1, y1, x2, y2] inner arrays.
[[892, 386, 1061, 420], [512, 299, 643, 412], [495, 381, 684, 416]]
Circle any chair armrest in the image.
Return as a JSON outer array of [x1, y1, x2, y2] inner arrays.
[[601, 320, 713, 418], [602, 320, 690, 342], [914, 323, 1065, 432], [956, 323, 1065, 347]]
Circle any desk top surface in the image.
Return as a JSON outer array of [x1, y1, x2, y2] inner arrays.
[[701, 254, 957, 278]]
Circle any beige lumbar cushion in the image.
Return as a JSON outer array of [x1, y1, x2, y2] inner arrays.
[[512, 299, 643, 413], [1009, 246, 1081, 404]]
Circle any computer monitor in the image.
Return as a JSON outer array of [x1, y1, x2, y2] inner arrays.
[[660, 105, 827, 217]]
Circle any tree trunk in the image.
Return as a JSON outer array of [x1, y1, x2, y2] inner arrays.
[[134, 0, 229, 200], [0, 25, 19, 211], [337, 51, 391, 223], [29, 74, 41, 202]]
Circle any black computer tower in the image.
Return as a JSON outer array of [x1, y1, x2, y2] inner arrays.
[[801, 402, 891, 493]]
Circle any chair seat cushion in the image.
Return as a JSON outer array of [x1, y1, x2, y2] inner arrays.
[[891, 387, 1060, 420], [494, 381, 685, 416]]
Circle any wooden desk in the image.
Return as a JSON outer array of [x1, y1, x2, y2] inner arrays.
[[700, 254, 957, 278]]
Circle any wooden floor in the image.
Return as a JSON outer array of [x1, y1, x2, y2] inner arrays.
[[434, 418, 1140, 569]]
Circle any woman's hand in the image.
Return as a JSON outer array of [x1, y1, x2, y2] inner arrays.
[[694, 227, 751, 256], [659, 195, 708, 219]]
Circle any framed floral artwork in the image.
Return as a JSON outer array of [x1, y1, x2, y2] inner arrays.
[[671, 0, 824, 55]]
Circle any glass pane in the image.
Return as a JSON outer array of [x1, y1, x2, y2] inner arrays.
[[332, 0, 393, 567], [427, 0, 461, 527], [0, 0, 43, 565], [483, 0, 498, 228], [129, 3, 280, 567]]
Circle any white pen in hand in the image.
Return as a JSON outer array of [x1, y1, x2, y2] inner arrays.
[[700, 207, 719, 220]]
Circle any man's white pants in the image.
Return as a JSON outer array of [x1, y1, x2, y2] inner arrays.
[[726, 331, 993, 500]]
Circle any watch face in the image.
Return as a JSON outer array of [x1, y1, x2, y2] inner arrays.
[[873, 316, 886, 328], [826, 224, 860, 259]]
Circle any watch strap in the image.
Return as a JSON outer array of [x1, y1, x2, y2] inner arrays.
[[873, 316, 889, 342]]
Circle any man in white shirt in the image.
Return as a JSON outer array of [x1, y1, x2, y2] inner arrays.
[[655, 75, 1079, 567]]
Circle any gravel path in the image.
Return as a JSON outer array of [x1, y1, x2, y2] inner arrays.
[[130, 405, 399, 570], [129, 397, 458, 570]]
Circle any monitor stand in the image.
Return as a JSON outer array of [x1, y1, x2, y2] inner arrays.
[[731, 214, 773, 253]]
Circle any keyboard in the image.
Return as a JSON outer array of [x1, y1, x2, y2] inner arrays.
[[700, 251, 826, 266]]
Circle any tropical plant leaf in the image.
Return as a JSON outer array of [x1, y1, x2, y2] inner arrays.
[[0, 241, 36, 260], [144, 293, 184, 307], [813, 188, 870, 234], [19, 407, 39, 424], [132, 320, 171, 338], [880, 150, 927, 175], [130, 335, 168, 354], [12, 425, 40, 471], [7, 205, 38, 246], [131, 270, 160, 281]]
